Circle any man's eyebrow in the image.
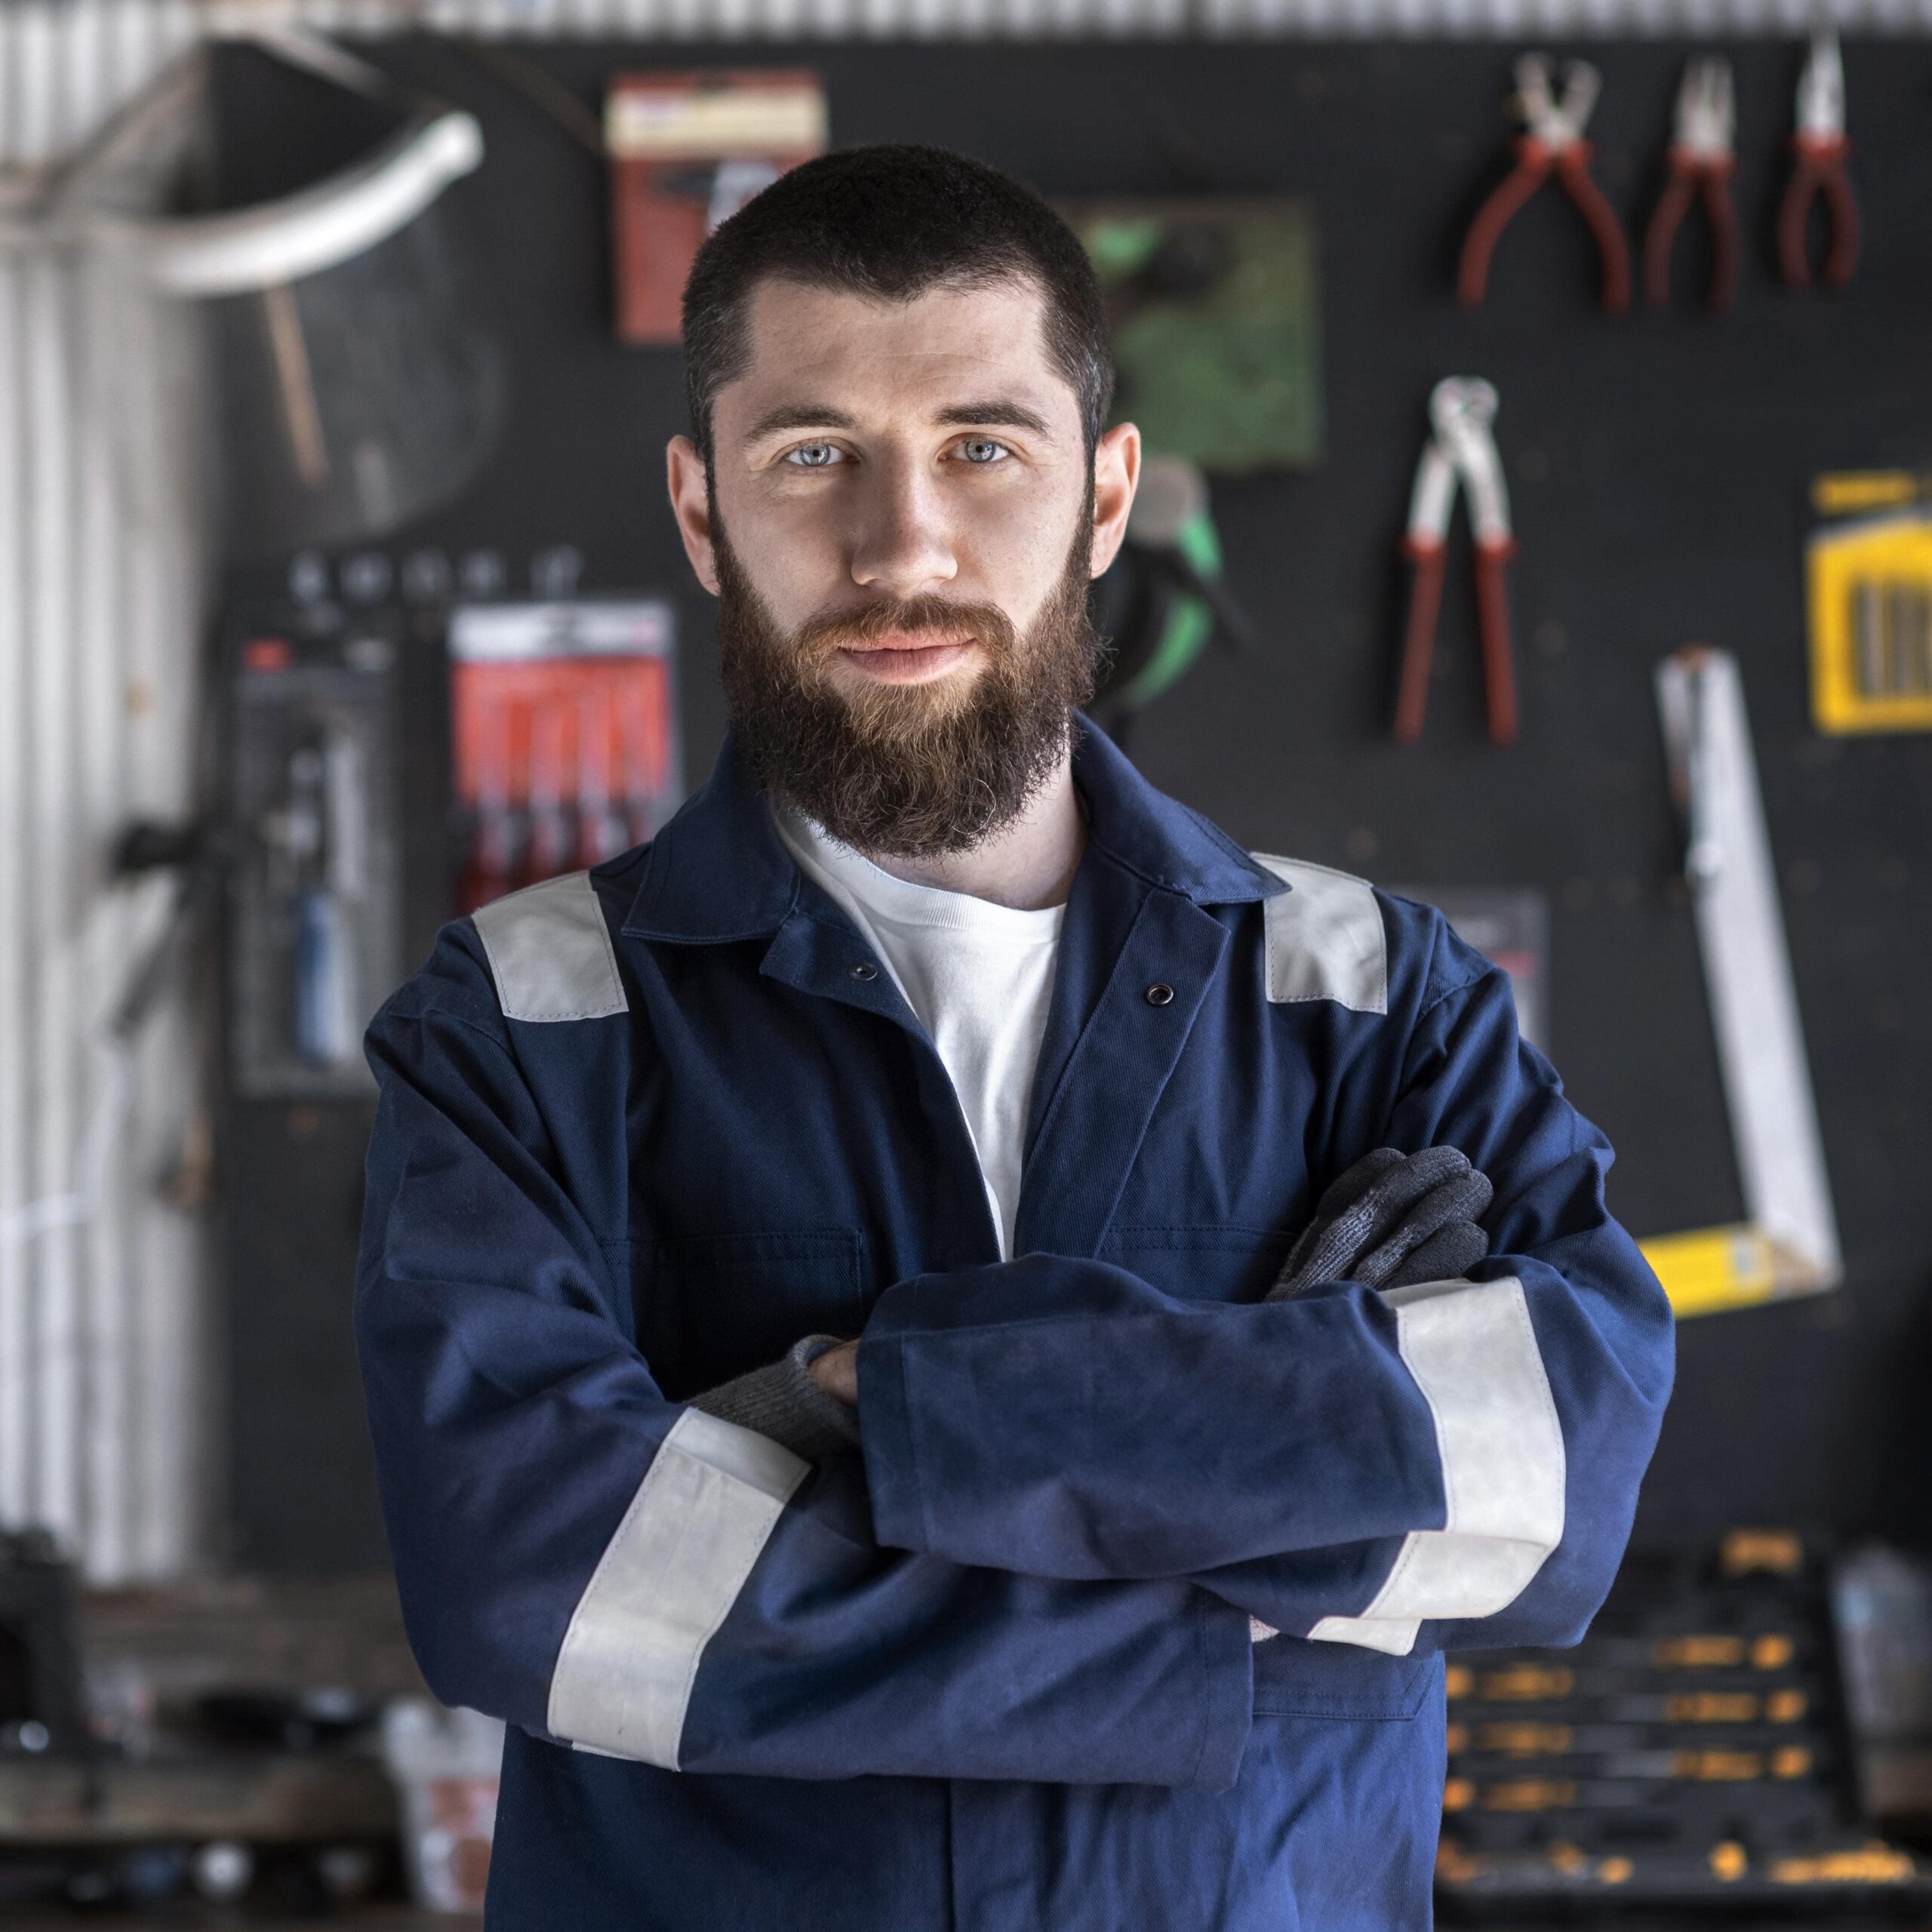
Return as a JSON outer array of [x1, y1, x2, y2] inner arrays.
[[932, 400, 1055, 435], [743, 403, 861, 442], [740, 398, 1059, 443]]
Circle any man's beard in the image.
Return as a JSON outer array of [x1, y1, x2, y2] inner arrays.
[[713, 494, 1104, 858]]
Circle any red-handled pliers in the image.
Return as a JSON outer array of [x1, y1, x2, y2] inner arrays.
[[1459, 54, 1632, 316], [1395, 378, 1518, 749], [1644, 58, 1739, 312], [1780, 29, 1859, 290]]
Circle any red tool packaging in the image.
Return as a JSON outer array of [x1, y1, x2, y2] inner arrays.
[[449, 600, 681, 913], [607, 70, 827, 344]]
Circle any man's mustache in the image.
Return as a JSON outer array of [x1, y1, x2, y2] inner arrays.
[[796, 594, 1017, 662]]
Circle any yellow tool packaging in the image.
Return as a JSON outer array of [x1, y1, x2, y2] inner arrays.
[[1806, 470, 1932, 734]]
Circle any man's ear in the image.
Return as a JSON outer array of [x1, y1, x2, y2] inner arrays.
[[1088, 421, 1142, 579], [666, 435, 721, 596]]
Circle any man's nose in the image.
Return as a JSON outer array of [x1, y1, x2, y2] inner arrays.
[[848, 455, 957, 598]]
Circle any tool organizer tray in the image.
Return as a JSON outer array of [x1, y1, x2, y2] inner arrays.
[[1438, 1533, 1930, 1913]]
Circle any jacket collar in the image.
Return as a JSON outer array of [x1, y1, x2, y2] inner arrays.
[[619, 712, 1286, 944]]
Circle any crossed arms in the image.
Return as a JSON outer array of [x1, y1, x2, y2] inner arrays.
[[354, 931, 1674, 1792]]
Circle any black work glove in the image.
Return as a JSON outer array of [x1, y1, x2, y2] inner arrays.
[[688, 1334, 861, 1461], [1267, 1146, 1494, 1301]]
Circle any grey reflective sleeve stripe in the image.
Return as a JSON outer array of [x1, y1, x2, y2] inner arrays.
[[549, 1410, 808, 1768], [1249, 854, 1389, 1014], [472, 872, 627, 1023], [1309, 1276, 1565, 1656]]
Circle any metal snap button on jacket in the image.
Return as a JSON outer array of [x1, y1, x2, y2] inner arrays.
[[851, 961, 878, 980], [1145, 983, 1175, 1006]]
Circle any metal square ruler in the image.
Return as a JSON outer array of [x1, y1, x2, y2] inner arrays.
[[1638, 648, 1842, 1318]]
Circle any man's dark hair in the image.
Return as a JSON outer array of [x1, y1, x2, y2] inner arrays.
[[681, 144, 1114, 469]]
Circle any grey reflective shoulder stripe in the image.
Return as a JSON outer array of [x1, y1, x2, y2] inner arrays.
[[472, 872, 626, 1023], [1309, 1276, 1566, 1656], [1249, 853, 1389, 1015], [548, 1410, 808, 1769]]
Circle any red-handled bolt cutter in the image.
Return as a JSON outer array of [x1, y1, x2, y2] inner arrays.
[[1779, 29, 1859, 290], [1394, 378, 1518, 749], [1644, 57, 1740, 313], [1459, 54, 1632, 316]]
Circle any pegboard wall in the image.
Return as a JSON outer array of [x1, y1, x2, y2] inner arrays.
[[217, 36, 1932, 1570]]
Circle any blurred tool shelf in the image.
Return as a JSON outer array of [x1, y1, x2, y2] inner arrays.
[[2, 1914, 468, 1929], [1438, 1533, 1931, 1915], [0, 1752, 396, 1847]]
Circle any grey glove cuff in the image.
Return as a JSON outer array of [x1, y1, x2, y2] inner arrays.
[[688, 1334, 862, 1462]]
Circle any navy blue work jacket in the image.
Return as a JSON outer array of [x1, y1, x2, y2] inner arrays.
[[356, 716, 1674, 1932]]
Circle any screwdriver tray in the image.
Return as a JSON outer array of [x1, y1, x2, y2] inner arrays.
[[1436, 1531, 1931, 1915]]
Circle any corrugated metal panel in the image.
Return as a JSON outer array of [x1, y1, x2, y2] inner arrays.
[[0, 2, 199, 171], [94, 238, 209, 1580], [162, 0, 1932, 35], [0, 4, 208, 1581], [355, 0, 1932, 32], [0, 238, 28, 1552]]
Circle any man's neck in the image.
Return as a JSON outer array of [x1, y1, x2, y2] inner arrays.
[[859, 750, 1083, 912]]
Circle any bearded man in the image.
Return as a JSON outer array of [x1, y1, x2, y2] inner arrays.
[[355, 144, 1672, 1931]]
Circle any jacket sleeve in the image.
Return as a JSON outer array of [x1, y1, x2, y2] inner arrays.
[[853, 956, 1676, 1659], [354, 934, 1254, 1789]]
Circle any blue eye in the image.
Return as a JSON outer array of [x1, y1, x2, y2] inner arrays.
[[785, 442, 843, 468], [957, 438, 1010, 465]]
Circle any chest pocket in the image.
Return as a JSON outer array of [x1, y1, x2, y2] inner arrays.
[[1102, 1225, 1294, 1305], [635, 1228, 868, 1401], [1253, 1635, 1440, 1721]]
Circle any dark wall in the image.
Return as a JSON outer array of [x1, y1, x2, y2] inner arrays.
[[217, 35, 1932, 1571]]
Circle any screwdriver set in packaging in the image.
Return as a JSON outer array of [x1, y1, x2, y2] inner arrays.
[[449, 599, 680, 915]]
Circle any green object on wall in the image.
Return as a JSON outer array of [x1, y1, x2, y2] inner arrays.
[[1111, 512, 1223, 712], [1066, 198, 1323, 475]]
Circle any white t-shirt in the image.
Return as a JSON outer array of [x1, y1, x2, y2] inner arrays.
[[771, 801, 1065, 1262]]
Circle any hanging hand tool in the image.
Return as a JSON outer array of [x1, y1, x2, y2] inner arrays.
[[1644, 57, 1740, 313], [1459, 54, 1632, 315], [1090, 455, 1253, 748], [1395, 377, 1518, 747], [1779, 29, 1859, 290], [278, 728, 366, 1070]]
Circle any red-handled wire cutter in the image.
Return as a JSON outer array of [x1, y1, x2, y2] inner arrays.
[[1780, 29, 1859, 290], [1644, 57, 1739, 312], [1394, 378, 1518, 748], [1459, 54, 1632, 316]]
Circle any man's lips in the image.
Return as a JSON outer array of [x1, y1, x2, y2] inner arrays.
[[833, 633, 980, 685]]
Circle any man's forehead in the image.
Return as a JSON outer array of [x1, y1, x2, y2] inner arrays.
[[721, 275, 1071, 435]]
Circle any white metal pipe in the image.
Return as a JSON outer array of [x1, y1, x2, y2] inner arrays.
[[140, 110, 482, 294]]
